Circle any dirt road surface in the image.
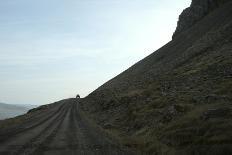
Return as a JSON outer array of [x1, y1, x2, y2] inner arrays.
[[0, 99, 134, 155]]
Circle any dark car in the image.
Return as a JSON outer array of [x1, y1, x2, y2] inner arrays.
[[76, 94, 80, 99]]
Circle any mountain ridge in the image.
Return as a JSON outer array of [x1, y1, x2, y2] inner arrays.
[[0, 103, 37, 120], [173, 0, 231, 38], [80, 1, 232, 154]]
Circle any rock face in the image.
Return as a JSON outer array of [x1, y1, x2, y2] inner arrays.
[[173, 0, 230, 39]]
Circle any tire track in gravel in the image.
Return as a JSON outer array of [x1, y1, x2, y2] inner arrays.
[[31, 103, 73, 155], [40, 103, 75, 155], [15, 104, 70, 155], [0, 102, 69, 155], [65, 100, 80, 154], [0, 99, 135, 155], [35, 100, 80, 155], [0, 102, 66, 143]]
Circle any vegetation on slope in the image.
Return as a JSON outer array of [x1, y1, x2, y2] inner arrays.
[[80, 1, 232, 154]]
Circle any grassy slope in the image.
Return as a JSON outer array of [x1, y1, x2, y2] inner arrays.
[[80, 2, 232, 154]]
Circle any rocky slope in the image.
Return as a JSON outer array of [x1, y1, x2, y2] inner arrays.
[[80, 1, 232, 154], [173, 0, 231, 38]]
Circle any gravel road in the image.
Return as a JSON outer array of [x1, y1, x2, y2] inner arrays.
[[0, 99, 134, 155]]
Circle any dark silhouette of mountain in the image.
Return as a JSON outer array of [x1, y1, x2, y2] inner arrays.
[[80, 1, 232, 154], [0, 103, 37, 120]]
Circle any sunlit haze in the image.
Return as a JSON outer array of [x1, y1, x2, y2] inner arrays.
[[0, 0, 191, 105]]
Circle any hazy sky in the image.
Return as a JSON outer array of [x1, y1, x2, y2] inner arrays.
[[0, 0, 191, 105]]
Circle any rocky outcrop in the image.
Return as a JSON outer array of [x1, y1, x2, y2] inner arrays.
[[173, 0, 230, 39]]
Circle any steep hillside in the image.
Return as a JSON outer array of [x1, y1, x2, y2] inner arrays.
[[0, 103, 36, 120], [80, 1, 232, 154]]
